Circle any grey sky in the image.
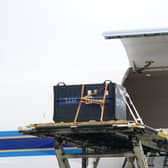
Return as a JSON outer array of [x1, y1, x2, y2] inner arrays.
[[0, 0, 168, 130], [0, 0, 168, 168]]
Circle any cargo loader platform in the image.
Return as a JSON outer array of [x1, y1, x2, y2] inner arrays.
[[19, 81, 168, 168], [19, 120, 168, 168]]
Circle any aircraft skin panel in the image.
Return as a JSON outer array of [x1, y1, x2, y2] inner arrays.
[[0, 131, 81, 157], [121, 36, 168, 69], [103, 28, 168, 39], [104, 28, 168, 70]]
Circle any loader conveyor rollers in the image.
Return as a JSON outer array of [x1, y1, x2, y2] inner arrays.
[[19, 120, 168, 154]]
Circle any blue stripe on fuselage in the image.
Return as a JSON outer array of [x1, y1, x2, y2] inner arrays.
[[0, 131, 26, 137], [0, 137, 54, 150], [0, 148, 82, 157], [0, 131, 81, 157]]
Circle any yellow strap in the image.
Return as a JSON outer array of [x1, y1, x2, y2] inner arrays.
[[100, 82, 109, 122], [74, 85, 85, 122], [74, 82, 109, 122]]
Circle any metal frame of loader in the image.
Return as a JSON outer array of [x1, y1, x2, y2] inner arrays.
[[19, 86, 168, 168]]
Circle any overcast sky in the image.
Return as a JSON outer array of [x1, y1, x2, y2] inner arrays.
[[0, 0, 168, 130], [1, 1, 168, 168]]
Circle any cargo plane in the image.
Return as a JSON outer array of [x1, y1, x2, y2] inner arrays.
[[1, 28, 168, 168]]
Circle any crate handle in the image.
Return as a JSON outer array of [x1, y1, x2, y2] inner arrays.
[[57, 82, 66, 86]]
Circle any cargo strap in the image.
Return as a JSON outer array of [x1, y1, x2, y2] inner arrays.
[[100, 81, 109, 121], [74, 81, 109, 122], [74, 85, 85, 122]]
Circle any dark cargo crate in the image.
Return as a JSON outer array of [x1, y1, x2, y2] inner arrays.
[[53, 81, 126, 122]]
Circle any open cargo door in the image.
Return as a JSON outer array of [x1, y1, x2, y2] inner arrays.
[[104, 28, 168, 128]]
